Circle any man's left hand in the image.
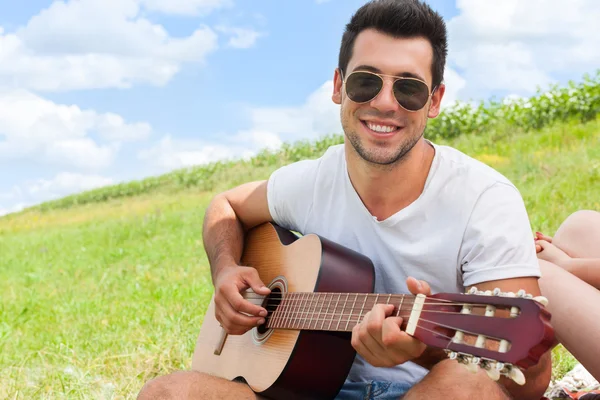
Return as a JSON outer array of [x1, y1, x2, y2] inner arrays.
[[351, 277, 431, 368]]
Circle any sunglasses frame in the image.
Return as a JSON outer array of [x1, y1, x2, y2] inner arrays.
[[340, 69, 437, 112]]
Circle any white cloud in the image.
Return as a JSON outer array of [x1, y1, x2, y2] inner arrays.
[[248, 80, 342, 143], [138, 135, 256, 170], [0, 89, 151, 169], [0, 172, 114, 216], [216, 26, 264, 49], [139, 80, 342, 171], [232, 130, 283, 151], [141, 0, 233, 16], [27, 172, 114, 196], [0, 0, 222, 91], [448, 0, 600, 96], [45, 139, 117, 170], [138, 81, 342, 170], [440, 67, 466, 109]]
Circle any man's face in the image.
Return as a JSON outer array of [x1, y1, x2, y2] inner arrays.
[[332, 29, 445, 166]]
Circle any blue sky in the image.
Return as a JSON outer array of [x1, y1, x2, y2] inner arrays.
[[1, 0, 598, 215]]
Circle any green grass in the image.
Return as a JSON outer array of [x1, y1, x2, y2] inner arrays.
[[3, 68, 600, 398], [1, 191, 217, 399]]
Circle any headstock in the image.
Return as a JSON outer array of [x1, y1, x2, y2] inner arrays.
[[410, 287, 554, 385]]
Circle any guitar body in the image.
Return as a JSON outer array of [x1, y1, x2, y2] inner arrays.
[[192, 222, 376, 400]]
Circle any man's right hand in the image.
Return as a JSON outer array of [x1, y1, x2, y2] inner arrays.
[[213, 265, 271, 335]]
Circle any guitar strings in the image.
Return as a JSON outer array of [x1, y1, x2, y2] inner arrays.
[[244, 297, 509, 310], [261, 308, 506, 318], [241, 293, 516, 309], [243, 293, 453, 303], [264, 314, 509, 343]]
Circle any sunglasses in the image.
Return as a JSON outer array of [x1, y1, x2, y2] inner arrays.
[[341, 70, 436, 112]]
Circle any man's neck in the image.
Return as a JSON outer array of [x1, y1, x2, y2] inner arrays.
[[345, 139, 435, 221]]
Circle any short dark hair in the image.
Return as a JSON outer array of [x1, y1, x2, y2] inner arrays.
[[338, 0, 448, 89]]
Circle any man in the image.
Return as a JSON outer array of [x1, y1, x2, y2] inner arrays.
[[138, 0, 552, 399]]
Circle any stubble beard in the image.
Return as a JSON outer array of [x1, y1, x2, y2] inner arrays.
[[342, 110, 426, 168]]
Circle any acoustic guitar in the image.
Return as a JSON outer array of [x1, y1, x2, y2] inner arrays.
[[192, 222, 554, 400]]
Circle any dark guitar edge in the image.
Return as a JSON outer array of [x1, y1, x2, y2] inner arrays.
[[259, 223, 376, 400]]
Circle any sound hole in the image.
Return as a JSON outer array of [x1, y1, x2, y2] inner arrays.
[[252, 275, 287, 345], [257, 287, 282, 335]]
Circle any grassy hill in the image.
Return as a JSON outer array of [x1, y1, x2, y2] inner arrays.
[[1, 72, 599, 399]]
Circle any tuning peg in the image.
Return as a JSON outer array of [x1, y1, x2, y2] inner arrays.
[[464, 362, 479, 374], [484, 364, 501, 381], [533, 296, 549, 306], [507, 366, 526, 385], [447, 351, 458, 360], [458, 355, 477, 373], [459, 354, 472, 364]]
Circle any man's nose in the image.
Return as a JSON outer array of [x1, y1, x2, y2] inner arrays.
[[368, 80, 401, 114]]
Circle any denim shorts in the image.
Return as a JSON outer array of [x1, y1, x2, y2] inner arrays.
[[335, 380, 412, 400]]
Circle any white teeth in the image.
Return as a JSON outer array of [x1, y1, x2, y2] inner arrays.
[[366, 122, 397, 133]]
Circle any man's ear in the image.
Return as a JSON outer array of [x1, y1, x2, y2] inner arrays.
[[427, 83, 445, 118], [332, 68, 343, 105]]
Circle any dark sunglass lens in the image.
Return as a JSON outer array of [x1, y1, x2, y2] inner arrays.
[[346, 72, 382, 103], [393, 79, 429, 111]]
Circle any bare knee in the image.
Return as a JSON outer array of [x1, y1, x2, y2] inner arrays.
[[404, 359, 510, 400], [137, 371, 185, 400], [137, 371, 256, 400], [556, 210, 599, 240], [137, 371, 208, 400], [553, 210, 600, 257]]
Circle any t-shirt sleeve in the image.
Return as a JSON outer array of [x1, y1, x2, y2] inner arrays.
[[459, 182, 540, 287], [266, 159, 319, 233]]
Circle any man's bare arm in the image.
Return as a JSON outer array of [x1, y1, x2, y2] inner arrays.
[[202, 180, 274, 335], [202, 180, 272, 282]]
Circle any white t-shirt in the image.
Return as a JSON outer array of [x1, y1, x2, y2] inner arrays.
[[266, 141, 540, 386]]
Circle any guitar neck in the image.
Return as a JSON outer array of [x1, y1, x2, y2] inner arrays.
[[265, 292, 418, 333]]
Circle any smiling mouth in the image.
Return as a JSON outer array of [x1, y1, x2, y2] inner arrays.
[[361, 120, 401, 135]]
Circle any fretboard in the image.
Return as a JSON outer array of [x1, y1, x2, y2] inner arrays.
[[265, 292, 415, 332]]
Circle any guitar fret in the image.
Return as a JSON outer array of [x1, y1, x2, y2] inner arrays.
[[269, 296, 279, 329], [316, 293, 326, 330], [302, 293, 311, 329], [320, 293, 332, 330], [357, 294, 368, 325], [386, 294, 391, 305], [328, 293, 341, 330], [283, 293, 293, 329], [295, 293, 305, 329], [294, 293, 302, 329], [336, 293, 349, 331], [396, 295, 404, 317], [345, 293, 359, 331], [307, 292, 319, 330]]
